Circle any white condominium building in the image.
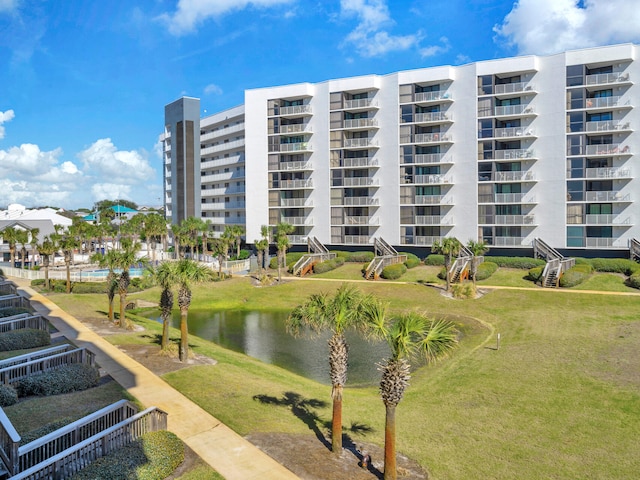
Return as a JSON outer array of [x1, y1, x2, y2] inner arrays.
[[162, 43, 639, 253]]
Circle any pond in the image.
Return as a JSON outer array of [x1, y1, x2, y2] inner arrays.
[[143, 309, 390, 386]]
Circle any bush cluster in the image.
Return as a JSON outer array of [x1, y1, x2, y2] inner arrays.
[[0, 385, 18, 407], [487, 256, 546, 269], [451, 282, 477, 299], [0, 307, 31, 319], [424, 254, 445, 266], [269, 252, 305, 270], [381, 263, 407, 280], [230, 249, 251, 260], [333, 251, 375, 262], [312, 257, 345, 274], [70, 431, 184, 480], [559, 264, 593, 288], [16, 363, 100, 397], [525, 266, 544, 283], [0, 329, 50, 352], [628, 273, 640, 289], [401, 252, 421, 269], [31, 279, 46, 287], [21, 418, 72, 445], [474, 261, 498, 281], [575, 258, 639, 275]]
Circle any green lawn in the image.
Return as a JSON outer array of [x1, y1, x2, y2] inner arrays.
[[46, 272, 640, 480]]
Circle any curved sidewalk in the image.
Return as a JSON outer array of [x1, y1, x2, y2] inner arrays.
[[10, 278, 300, 480]]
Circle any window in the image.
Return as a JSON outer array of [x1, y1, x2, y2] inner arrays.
[[567, 226, 585, 247]]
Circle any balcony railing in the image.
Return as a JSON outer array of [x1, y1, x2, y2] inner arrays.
[[585, 237, 616, 247], [344, 138, 377, 148], [274, 179, 313, 189], [342, 118, 378, 129], [200, 123, 244, 142], [413, 112, 451, 123], [585, 120, 631, 132], [493, 214, 536, 225], [281, 216, 313, 226], [489, 170, 535, 182], [581, 144, 630, 156], [287, 235, 307, 244], [201, 139, 245, 155], [414, 215, 453, 225], [344, 98, 375, 109], [344, 235, 372, 245], [585, 191, 631, 202], [269, 160, 313, 171], [270, 142, 312, 153], [343, 216, 379, 225], [584, 167, 632, 179], [331, 157, 378, 168], [413, 174, 451, 184], [408, 153, 451, 164], [277, 105, 312, 116], [493, 82, 534, 95], [278, 198, 313, 207], [414, 194, 453, 205], [200, 155, 244, 170], [414, 91, 452, 102], [414, 236, 442, 246], [201, 202, 246, 211], [491, 236, 525, 246], [584, 214, 631, 225], [342, 197, 379, 206], [407, 132, 452, 144], [582, 96, 628, 109], [340, 177, 379, 187], [491, 149, 534, 160], [491, 127, 534, 138], [585, 72, 630, 85], [278, 123, 310, 134]]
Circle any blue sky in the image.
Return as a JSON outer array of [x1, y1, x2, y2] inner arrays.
[[1, 0, 638, 210]]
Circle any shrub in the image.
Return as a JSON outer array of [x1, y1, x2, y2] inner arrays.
[[0, 307, 31, 318], [313, 257, 345, 274], [21, 418, 72, 444], [559, 264, 593, 288], [525, 266, 544, 283], [0, 385, 18, 407], [452, 282, 477, 299], [16, 363, 100, 397], [401, 252, 421, 269], [437, 266, 447, 280], [70, 430, 184, 480], [424, 254, 445, 266], [474, 261, 498, 281], [334, 251, 375, 263], [0, 329, 50, 352], [230, 249, 251, 260], [487, 256, 546, 269], [627, 273, 640, 289], [31, 279, 45, 287], [381, 263, 407, 280], [269, 252, 305, 270], [589, 258, 639, 275]]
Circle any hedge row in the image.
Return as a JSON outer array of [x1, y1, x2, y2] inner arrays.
[[70, 431, 184, 480], [486, 256, 546, 269], [575, 257, 639, 275], [424, 254, 445, 266], [16, 363, 100, 397], [333, 251, 375, 262], [0, 329, 50, 352], [30, 279, 145, 294], [313, 257, 345, 274], [0, 307, 31, 318], [559, 264, 593, 288]]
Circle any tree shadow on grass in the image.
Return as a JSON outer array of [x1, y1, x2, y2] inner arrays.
[[253, 391, 331, 448]]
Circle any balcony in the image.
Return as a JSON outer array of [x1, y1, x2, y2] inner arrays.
[[414, 215, 453, 225], [344, 98, 377, 110], [493, 214, 536, 225], [201, 202, 246, 211], [413, 91, 453, 103], [274, 179, 313, 189], [269, 161, 313, 171], [577, 144, 631, 157], [483, 170, 535, 182], [277, 124, 311, 135], [491, 149, 535, 160], [585, 191, 631, 202], [413, 112, 451, 123], [488, 193, 536, 203], [487, 127, 535, 139], [287, 235, 307, 244], [478, 105, 534, 118], [584, 214, 631, 225], [331, 157, 378, 168], [277, 198, 313, 207], [344, 138, 378, 148], [401, 132, 453, 144], [585, 72, 631, 86], [342, 118, 378, 129], [201, 155, 244, 170], [280, 216, 313, 226], [339, 177, 379, 187], [585, 120, 631, 133], [585, 237, 619, 248], [277, 105, 312, 116], [342, 197, 379, 206], [580, 96, 630, 110], [269, 142, 312, 153], [412, 174, 451, 185], [414, 194, 453, 205], [493, 82, 535, 95], [400, 153, 452, 165], [202, 186, 246, 197], [491, 236, 525, 246], [343, 216, 379, 225], [414, 236, 442, 246], [201, 171, 244, 183], [201, 123, 244, 142], [344, 235, 372, 245], [201, 139, 245, 156], [584, 167, 632, 179]]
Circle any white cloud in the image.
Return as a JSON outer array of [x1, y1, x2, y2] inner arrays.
[[204, 83, 223, 95], [91, 183, 133, 203], [340, 0, 422, 57], [0, 0, 18, 14], [77, 138, 155, 184], [0, 109, 15, 139], [419, 37, 451, 59], [495, 0, 640, 55], [158, 0, 295, 36]]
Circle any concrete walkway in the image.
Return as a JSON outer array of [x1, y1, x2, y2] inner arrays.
[[10, 278, 300, 480]]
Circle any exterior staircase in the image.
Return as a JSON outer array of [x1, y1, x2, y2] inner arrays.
[[292, 237, 335, 276], [448, 245, 478, 284], [364, 238, 407, 280], [630, 238, 640, 262], [533, 238, 575, 288]]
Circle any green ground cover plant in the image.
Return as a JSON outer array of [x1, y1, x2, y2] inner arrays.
[[48, 273, 640, 479], [0, 329, 50, 352]]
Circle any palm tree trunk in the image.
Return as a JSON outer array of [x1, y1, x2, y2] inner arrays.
[[65, 262, 71, 293], [119, 292, 126, 328], [331, 386, 343, 455], [179, 307, 189, 362], [108, 296, 114, 322], [384, 403, 397, 480], [161, 313, 170, 350]]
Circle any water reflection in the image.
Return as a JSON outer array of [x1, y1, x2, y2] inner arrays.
[[147, 309, 389, 385]]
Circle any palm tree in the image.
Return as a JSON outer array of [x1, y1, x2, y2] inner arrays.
[[115, 238, 143, 328], [227, 225, 245, 259], [210, 237, 229, 278], [431, 237, 462, 291], [287, 284, 374, 455], [148, 261, 177, 351], [91, 249, 120, 323], [1, 227, 19, 267], [174, 259, 213, 361], [365, 305, 458, 480], [59, 233, 78, 293], [254, 225, 270, 275], [466, 239, 489, 285], [275, 222, 293, 282], [38, 235, 57, 290], [29, 227, 40, 267], [16, 229, 29, 270]]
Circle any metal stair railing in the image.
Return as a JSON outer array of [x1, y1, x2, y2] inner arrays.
[[374, 237, 398, 257], [532, 238, 562, 261], [630, 238, 640, 262], [365, 254, 407, 280], [308, 236, 329, 254], [534, 238, 575, 288]]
